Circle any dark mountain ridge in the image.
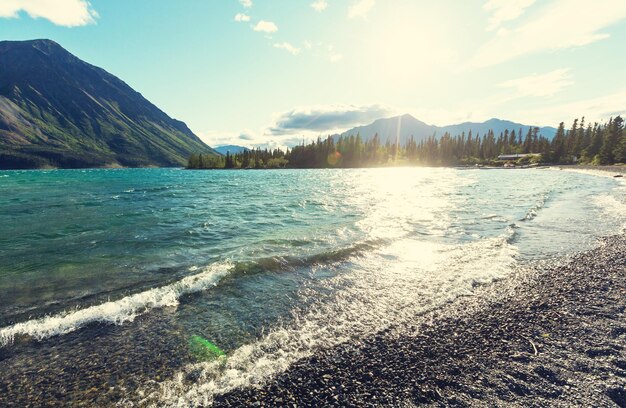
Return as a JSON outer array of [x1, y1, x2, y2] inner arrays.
[[0, 39, 216, 169]]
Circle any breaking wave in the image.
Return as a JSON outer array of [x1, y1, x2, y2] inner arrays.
[[0, 239, 387, 348], [136, 229, 519, 407], [0, 262, 233, 347]]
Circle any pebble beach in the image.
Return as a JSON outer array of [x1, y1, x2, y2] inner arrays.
[[216, 235, 626, 407]]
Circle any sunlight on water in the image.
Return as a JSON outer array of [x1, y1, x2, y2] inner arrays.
[[350, 167, 461, 240]]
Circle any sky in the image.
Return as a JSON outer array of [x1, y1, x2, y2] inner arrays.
[[1, 0, 626, 148]]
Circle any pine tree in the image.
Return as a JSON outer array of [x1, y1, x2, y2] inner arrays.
[[615, 125, 626, 164], [611, 116, 625, 164], [552, 122, 566, 163], [599, 117, 623, 164]]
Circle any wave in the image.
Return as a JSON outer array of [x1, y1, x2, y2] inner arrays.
[[138, 230, 519, 406], [0, 240, 385, 348], [519, 191, 551, 222], [231, 239, 384, 276], [0, 261, 232, 347]]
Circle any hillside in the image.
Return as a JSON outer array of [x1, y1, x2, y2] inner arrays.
[[0, 39, 217, 169]]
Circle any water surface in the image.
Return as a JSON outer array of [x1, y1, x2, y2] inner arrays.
[[0, 167, 623, 406]]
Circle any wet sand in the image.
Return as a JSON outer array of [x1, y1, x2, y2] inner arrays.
[[215, 235, 626, 407]]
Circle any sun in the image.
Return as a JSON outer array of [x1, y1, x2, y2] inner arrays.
[[363, 6, 456, 87]]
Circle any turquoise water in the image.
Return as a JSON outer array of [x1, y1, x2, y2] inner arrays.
[[0, 167, 624, 405]]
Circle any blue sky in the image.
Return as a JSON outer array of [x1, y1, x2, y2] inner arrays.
[[1, 0, 626, 148]]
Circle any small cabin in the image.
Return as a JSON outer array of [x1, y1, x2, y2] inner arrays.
[[497, 153, 537, 161]]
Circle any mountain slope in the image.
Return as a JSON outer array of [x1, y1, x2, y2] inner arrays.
[[0, 39, 217, 169], [338, 114, 557, 145]]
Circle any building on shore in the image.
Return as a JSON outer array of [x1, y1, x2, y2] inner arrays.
[[497, 153, 539, 161]]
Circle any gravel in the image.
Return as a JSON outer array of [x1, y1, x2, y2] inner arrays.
[[214, 235, 626, 407]]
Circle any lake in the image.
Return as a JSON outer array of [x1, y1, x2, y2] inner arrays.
[[0, 167, 624, 406]]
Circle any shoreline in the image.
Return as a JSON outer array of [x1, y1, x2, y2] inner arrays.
[[553, 164, 626, 175], [1, 163, 624, 172], [214, 235, 626, 406]]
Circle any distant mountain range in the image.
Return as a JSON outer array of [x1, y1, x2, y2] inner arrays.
[[0, 39, 217, 169], [335, 114, 557, 145], [214, 145, 249, 155]]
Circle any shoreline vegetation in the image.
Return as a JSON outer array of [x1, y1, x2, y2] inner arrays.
[[214, 235, 626, 406], [188, 116, 626, 170]]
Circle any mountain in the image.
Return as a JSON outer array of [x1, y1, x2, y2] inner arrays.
[[338, 114, 437, 144], [0, 39, 217, 169], [440, 118, 557, 141], [337, 114, 557, 145], [214, 145, 249, 155]]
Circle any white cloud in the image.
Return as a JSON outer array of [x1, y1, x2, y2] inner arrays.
[[311, 0, 328, 12], [253, 20, 278, 33], [329, 52, 342, 62], [0, 0, 98, 27], [273, 42, 300, 55], [196, 129, 301, 151], [470, 0, 626, 68], [234, 13, 250, 22], [348, 0, 375, 19], [239, 0, 253, 8], [483, 0, 535, 31], [269, 104, 391, 135], [498, 68, 574, 98], [327, 44, 342, 62], [522, 89, 626, 125], [196, 129, 258, 147]]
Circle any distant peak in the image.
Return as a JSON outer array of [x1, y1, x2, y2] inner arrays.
[[0, 39, 65, 55], [376, 113, 419, 122], [485, 118, 507, 123], [0, 38, 59, 47], [30, 38, 59, 45], [398, 113, 430, 125]]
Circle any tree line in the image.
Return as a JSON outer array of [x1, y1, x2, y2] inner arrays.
[[188, 116, 625, 169]]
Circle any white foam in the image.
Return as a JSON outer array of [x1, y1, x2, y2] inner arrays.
[[0, 262, 232, 347], [551, 167, 626, 232], [136, 232, 518, 407], [593, 192, 626, 232], [521, 191, 550, 221]]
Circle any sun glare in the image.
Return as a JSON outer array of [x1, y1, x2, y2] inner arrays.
[[365, 9, 455, 86]]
